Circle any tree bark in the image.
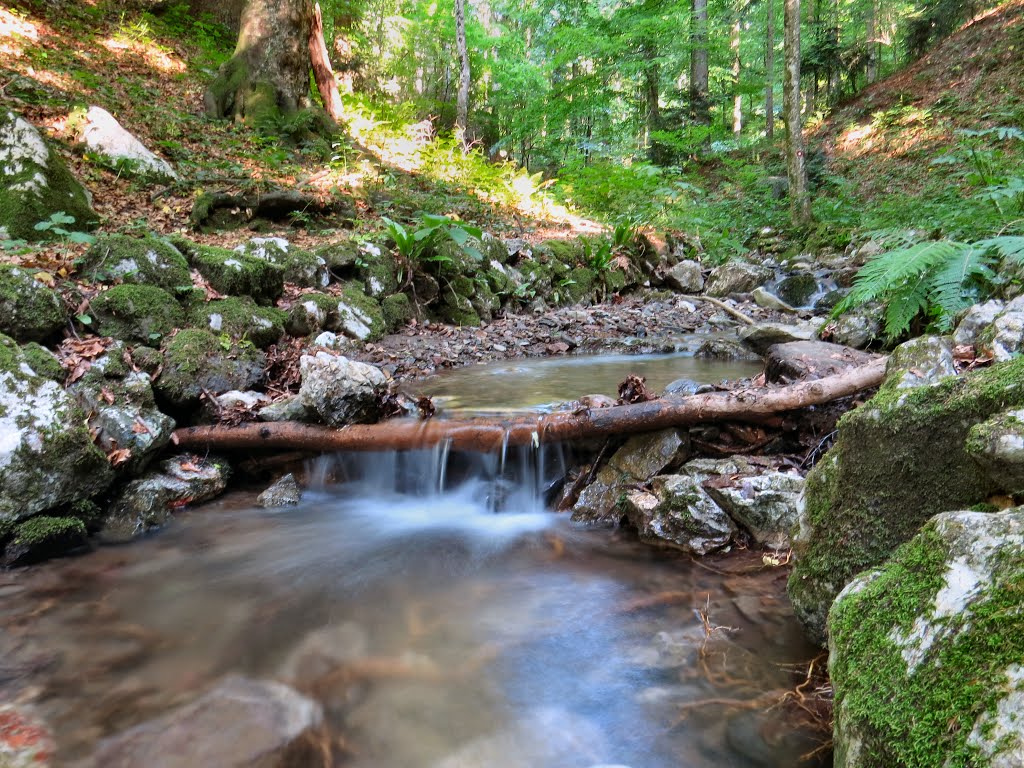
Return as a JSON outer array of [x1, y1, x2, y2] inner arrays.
[[172, 358, 887, 454], [865, 0, 878, 84], [204, 0, 314, 123], [455, 0, 471, 136], [765, 0, 775, 138], [309, 2, 343, 123], [732, 11, 742, 139], [689, 0, 711, 126], [783, 0, 812, 226]]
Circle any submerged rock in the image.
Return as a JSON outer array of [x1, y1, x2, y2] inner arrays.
[[91, 676, 324, 768], [829, 509, 1024, 768], [257, 474, 301, 508], [101, 454, 228, 542], [788, 357, 1024, 645], [0, 704, 55, 767], [0, 108, 97, 242], [279, 622, 368, 688], [0, 264, 67, 343], [77, 106, 177, 180], [298, 352, 388, 426], [0, 335, 113, 523]]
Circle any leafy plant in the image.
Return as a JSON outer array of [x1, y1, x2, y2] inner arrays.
[[34, 212, 94, 245], [834, 236, 1024, 338], [381, 213, 483, 263]]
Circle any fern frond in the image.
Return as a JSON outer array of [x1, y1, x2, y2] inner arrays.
[[835, 240, 971, 314], [883, 276, 931, 338], [927, 244, 999, 327], [974, 236, 1024, 263]]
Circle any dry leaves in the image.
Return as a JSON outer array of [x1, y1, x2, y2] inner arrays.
[[58, 337, 113, 384]]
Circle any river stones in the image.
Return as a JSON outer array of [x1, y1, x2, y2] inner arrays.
[[738, 321, 817, 355], [298, 352, 389, 426], [976, 295, 1024, 361], [257, 474, 302, 508], [0, 265, 67, 343], [829, 509, 1024, 768], [91, 676, 324, 768], [663, 260, 704, 293], [824, 304, 881, 349], [966, 408, 1024, 493], [704, 262, 773, 297], [705, 472, 804, 550], [764, 340, 878, 384], [156, 329, 266, 408], [625, 476, 737, 555], [883, 335, 958, 391], [79, 234, 192, 295]]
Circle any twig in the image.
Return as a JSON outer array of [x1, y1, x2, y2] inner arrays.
[[678, 294, 757, 325]]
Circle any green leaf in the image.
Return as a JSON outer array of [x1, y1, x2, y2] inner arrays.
[[447, 226, 470, 246], [76, 314, 93, 325]]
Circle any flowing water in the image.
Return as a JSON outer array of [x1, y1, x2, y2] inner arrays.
[[0, 352, 829, 767]]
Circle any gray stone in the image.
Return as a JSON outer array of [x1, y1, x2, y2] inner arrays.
[[0, 108, 96, 241], [235, 237, 329, 289], [298, 352, 389, 426], [0, 335, 113, 523], [80, 234, 192, 294], [966, 408, 1024, 494], [953, 300, 1003, 347], [626, 475, 736, 555], [829, 509, 1024, 768], [695, 337, 760, 361], [70, 370, 175, 475], [663, 260, 704, 293], [90, 676, 324, 768], [664, 378, 701, 396], [78, 106, 177, 180], [827, 306, 881, 349], [155, 329, 266, 408], [883, 335, 957, 391], [704, 263, 773, 297], [765, 340, 878, 384], [257, 474, 301, 508], [258, 395, 316, 423], [774, 273, 820, 307], [705, 472, 804, 550], [101, 454, 228, 542], [739, 321, 817, 355], [278, 622, 368, 688], [215, 390, 272, 411], [0, 265, 66, 343], [285, 298, 329, 337], [978, 296, 1024, 361], [752, 287, 797, 312]]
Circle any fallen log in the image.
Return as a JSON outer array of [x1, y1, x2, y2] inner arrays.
[[172, 356, 887, 454]]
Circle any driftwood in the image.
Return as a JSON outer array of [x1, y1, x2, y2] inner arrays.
[[172, 357, 887, 454], [309, 2, 344, 123]]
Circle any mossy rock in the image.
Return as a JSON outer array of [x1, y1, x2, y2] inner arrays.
[[235, 237, 329, 288], [564, 267, 597, 305], [130, 345, 163, 376], [4, 515, 88, 565], [469, 279, 499, 321], [439, 291, 481, 327], [91, 284, 185, 344], [0, 334, 114, 523], [284, 293, 337, 337], [0, 108, 98, 242], [327, 284, 386, 342], [0, 264, 67, 342], [480, 235, 511, 265], [602, 267, 628, 294], [537, 239, 584, 268], [382, 293, 413, 331], [429, 241, 481, 280], [155, 329, 266, 408], [169, 235, 284, 305], [79, 234, 192, 294], [315, 239, 361, 272], [788, 356, 1024, 645], [187, 296, 285, 349], [829, 509, 1024, 768], [482, 263, 515, 297], [20, 342, 63, 381], [356, 250, 400, 298]]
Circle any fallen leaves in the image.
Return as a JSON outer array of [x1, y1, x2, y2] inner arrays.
[[57, 337, 113, 383], [617, 374, 656, 404]]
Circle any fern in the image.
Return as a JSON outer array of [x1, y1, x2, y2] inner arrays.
[[834, 235, 1024, 339]]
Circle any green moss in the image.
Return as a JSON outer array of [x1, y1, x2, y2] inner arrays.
[[130, 345, 163, 375], [789, 356, 1024, 644], [187, 296, 285, 349], [382, 293, 413, 331], [78, 234, 192, 294], [91, 284, 185, 343], [439, 290, 481, 326], [336, 283, 386, 341], [14, 515, 86, 545], [69, 498, 104, 528], [358, 255, 400, 297], [169, 236, 284, 304], [156, 328, 266, 407], [0, 264, 67, 342], [565, 267, 597, 304], [829, 521, 1024, 767], [540, 239, 583, 267], [602, 268, 628, 294], [483, 264, 514, 296], [20, 342, 64, 381]]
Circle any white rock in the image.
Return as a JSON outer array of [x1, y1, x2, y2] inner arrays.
[[79, 106, 177, 180]]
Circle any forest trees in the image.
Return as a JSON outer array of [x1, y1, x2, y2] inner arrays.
[[783, 0, 811, 224]]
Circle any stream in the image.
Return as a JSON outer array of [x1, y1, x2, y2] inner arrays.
[[0, 352, 828, 767]]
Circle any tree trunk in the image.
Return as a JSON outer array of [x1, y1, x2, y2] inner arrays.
[[204, 0, 314, 123], [455, 0, 471, 136], [732, 12, 742, 139], [689, 0, 711, 126], [783, 0, 812, 226], [172, 358, 887, 454], [765, 0, 775, 138], [866, 0, 878, 84], [309, 2, 343, 123], [644, 43, 665, 163]]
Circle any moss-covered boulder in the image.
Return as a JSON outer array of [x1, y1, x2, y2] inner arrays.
[[564, 267, 597, 305], [382, 293, 413, 331], [0, 264, 67, 342], [170, 236, 284, 304], [326, 284, 386, 342], [3, 515, 88, 566], [829, 509, 1024, 768], [788, 356, 1024, 645], [155, 329, 266, 408], [235, 237, 329, 288], [355, 249, 400, 298], [91, 284, 184, 344], [20, 342, 63, 381], [0, 334, 113, 524], [188, 297, 285, 349], [284, 293, 335, 337], [79, 234, 192, 294], [0, 108, 97, 242]]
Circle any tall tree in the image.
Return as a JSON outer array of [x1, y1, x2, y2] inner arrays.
[[765, 0, 775, 138], [731, 3, 742, 138], [783, 0, 811, 224], [204, 0, 314, 122], [455, 0, 471, 135], [689, 0, 710, 125]]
